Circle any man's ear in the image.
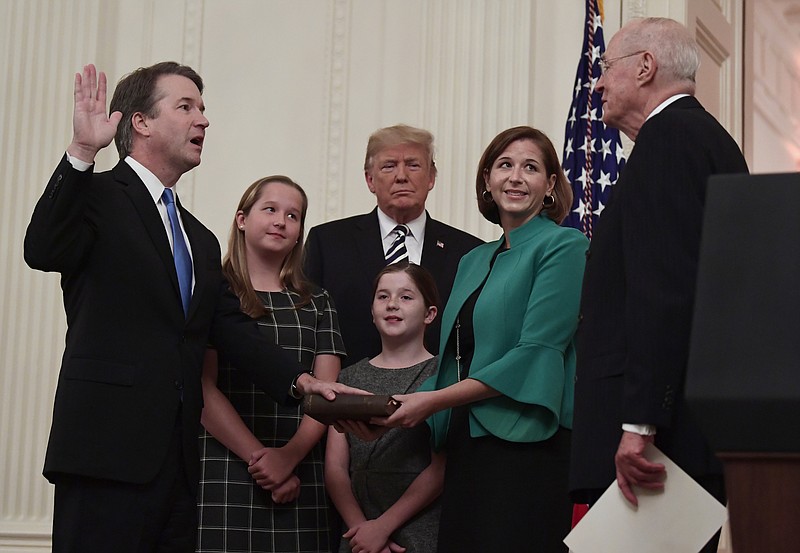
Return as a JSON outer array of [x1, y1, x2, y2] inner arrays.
[[365, 170, 376, 194], [637, 51, 657, 85], [131, 112, 150, 137]]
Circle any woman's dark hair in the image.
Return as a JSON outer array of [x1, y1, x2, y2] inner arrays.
[[475, 125, 573, 225]]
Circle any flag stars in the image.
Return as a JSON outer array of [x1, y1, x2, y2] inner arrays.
[[565, 137, 575, 156], [599, 138, 612, 160], [560, 0, 625, 234], [594, 199, 606, 217], [593, 14, 603, 32], [596, 171, 612, 192], [572, 196, 592, 218], [581, 107, 599, 122], [616, 143, 627, 164], [576, 167, 590, 187]]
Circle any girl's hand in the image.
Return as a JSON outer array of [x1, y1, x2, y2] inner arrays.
[[248, 446, 296, 489], [270, 474, 301, 504], [343, 519, 405, 553]]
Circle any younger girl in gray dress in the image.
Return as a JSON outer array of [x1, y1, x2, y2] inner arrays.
[[326, 262, 445, 553]]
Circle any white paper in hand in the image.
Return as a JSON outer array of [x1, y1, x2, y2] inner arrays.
[[564, 444, 727, 553]]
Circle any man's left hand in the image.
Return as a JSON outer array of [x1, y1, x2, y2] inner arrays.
[[295, 373, 368, 400], [614, 431, 666, 506]]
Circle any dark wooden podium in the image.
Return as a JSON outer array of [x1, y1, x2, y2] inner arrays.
[[686, 172, 800, 553], [718, 453, 800, 551]]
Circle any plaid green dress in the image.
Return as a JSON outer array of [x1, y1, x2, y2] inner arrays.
[[197, 287, 346, 553]]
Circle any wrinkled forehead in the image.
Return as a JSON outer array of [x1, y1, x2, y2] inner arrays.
[[607, 23, 639, 56]]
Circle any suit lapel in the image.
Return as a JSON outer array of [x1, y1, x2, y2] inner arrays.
[[421, 214, 449, 276], [113, 161, 183, 310], [355, 209, 388, 270]]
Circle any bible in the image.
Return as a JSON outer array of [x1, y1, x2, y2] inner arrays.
[[303, 394, 400, 425]]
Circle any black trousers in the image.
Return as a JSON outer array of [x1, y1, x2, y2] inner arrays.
[[52, 416, 197, 553]]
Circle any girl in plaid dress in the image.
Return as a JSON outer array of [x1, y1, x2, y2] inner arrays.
[[197, 176, 346, 552]]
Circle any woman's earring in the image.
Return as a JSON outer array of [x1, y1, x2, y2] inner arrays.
[[482, 189, 493, 203], [542, 194, 555, 207]]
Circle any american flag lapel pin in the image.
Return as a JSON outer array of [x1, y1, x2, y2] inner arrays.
[[436, 240, 444, 249]]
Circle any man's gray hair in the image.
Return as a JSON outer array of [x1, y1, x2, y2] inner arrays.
[[622, 17, 700, 83]]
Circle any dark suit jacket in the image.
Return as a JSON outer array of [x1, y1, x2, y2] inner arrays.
[[304, 208, 482, 363], [569, 97, 749, 501], [24, 156, 302, 489]]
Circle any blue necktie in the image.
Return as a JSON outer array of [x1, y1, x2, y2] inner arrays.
[[162, 188, 192, 315], [385, 224, 410, 265]]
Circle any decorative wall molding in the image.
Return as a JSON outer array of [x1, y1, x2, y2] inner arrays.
[[0, 522, 51, 553], [690, 0, 742, 142], [418, 0, 535, 238], [627, 0, 647, 19], [0, 0, 101, 539], [179, 0, 205, 204], [322, 0, 351, 221], [749, 0, 800, 170]]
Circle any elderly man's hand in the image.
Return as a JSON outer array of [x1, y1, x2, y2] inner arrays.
[[614, 431, 666, 506]]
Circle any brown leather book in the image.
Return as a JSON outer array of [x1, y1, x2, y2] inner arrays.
[[302, 394, 400, 425]]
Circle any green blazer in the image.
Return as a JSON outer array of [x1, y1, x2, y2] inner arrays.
[[422, 214, 588, 450]]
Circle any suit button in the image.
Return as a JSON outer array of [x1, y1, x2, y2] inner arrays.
[[577, 313, 584, 323], [174, 380, 183, 390]]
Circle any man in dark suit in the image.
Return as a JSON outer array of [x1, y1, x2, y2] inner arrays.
[[569, 18, 748, 551], [24, 62, 358, 553], [305, 125, 482, 363]]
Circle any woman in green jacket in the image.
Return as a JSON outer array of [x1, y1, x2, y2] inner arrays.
[[377, 126, 588, 552]]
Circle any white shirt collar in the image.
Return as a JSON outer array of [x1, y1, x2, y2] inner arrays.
[[125, 156, 175, 204], [645, 93, 690, 122], [376, 208, 427, 241]]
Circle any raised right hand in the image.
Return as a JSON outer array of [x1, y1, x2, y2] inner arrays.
[[67, 64, 123, 163]]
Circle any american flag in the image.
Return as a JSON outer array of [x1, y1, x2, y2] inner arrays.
[[561, 0, 626, 238]]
